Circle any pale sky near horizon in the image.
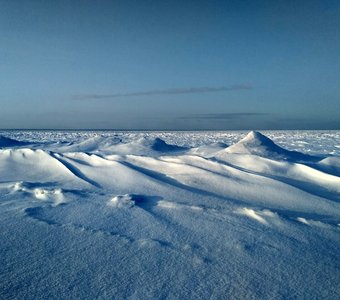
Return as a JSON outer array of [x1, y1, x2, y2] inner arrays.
[[1, 0, 340, 129]]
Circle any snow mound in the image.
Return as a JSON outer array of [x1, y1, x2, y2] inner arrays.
[[111, 137, 187, 156], [60, 136, 122, 153], [59, 136, 186, 156], [222, 131, 315, 161], [236, 207, 280, 225], [318, 156, 340, 176], [0, 148, 88, 186], [109, 194, 136, 208], [148, 137, 185, 152], [189, 142, 228, 157], [320, 156, 340, 167], [9, 181, 65, 205], [130, 137, 186, 152]]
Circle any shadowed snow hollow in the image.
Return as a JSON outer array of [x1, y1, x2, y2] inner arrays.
[[0, 135, 29, 148]]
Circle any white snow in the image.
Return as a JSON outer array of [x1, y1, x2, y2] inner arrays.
[[109, 194, 136, 208], [0, 130, 339, 299]]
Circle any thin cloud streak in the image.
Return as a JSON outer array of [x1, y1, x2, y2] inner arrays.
[[73, 84, 253, 100], [179, 112, 269, 120]]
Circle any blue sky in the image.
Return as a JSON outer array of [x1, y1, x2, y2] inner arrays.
[[1, 0, 339, 129]]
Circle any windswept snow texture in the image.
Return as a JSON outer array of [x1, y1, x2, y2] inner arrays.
[[1, 130, 340, 299]]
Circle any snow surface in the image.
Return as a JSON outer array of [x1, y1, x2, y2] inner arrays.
[[0, 130, 339, 299]]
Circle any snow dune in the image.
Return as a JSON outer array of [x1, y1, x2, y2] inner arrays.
[[0, 131, 339, 299]]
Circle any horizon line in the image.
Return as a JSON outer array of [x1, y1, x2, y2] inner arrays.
[[1, 128, 339, 131]]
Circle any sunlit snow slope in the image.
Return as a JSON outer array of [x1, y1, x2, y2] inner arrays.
[[0, 131, 339, 299]]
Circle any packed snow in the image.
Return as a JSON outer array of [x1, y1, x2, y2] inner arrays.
[[0, 130, 339, 299]]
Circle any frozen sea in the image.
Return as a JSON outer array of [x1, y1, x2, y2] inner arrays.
[[0, 130, 339, 299]]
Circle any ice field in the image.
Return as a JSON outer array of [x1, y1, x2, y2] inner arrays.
[[0, 130, 339, 299]]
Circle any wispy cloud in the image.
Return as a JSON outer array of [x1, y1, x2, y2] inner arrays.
[[179, 112, 269, 120], [73, 84, 252, 100]]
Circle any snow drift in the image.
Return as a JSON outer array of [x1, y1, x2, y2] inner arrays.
[[0, 130, 339, 299]]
